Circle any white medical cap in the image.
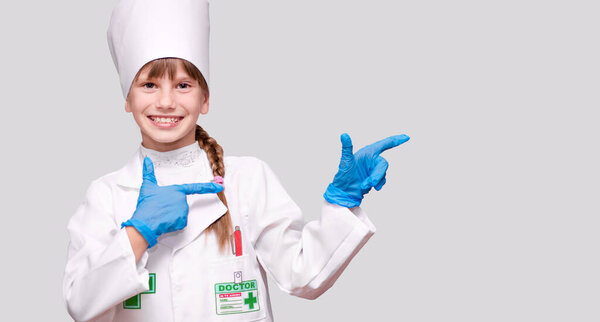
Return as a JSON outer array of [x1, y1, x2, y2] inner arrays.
[[107, 0, 210, 99]]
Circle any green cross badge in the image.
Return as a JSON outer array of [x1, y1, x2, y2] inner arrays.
[[123, 273, 156, 309], [244, 292, 257, 309]]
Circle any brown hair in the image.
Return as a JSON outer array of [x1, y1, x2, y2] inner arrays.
[[130, 57, 233, 253]]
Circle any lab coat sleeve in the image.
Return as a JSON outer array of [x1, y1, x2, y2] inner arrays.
[[63, 179, 150, 321], [243, 158, 376, 300]]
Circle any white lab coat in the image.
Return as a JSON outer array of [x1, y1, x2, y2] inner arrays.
[[63, 146, 376, 321]]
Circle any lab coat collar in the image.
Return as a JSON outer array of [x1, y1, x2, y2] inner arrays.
[[114, 146, 229, 251], [115, 148, 144, 189]]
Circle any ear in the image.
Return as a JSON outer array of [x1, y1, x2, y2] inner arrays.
[[199, 94, 209, 115], [125, 97, 131, 113]]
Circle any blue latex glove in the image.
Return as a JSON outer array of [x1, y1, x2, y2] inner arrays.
[[121, 157, 224, 248], [323, 133, 410, 208]]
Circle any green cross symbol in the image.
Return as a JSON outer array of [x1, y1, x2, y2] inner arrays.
[[123, 273, 156, 309], [244, 291, 257, 310]]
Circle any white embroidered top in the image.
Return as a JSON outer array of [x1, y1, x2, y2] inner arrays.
[[139, 141, 214, 186]]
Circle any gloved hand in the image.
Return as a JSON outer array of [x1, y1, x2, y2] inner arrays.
[[323, 133, 410, 208], [121, 156, 224, 248]]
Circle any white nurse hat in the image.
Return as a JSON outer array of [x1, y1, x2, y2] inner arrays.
[[107, 0, 210, 99]]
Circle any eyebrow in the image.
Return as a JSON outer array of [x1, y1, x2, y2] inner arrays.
[[174, 75, 195, 82], [137, 75, 160, 82]]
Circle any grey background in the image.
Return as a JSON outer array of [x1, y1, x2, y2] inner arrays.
[[1, 0, 598, 321]]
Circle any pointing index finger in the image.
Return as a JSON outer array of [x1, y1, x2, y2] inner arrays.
[[370, 134, 410, 155], [177, 182, 224, 195]]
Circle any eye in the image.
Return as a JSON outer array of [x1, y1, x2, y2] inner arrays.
[[178, 83, 191, 89], [143, 82, 156, 89]]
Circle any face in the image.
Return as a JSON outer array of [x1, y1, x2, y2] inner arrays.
[[125, 61, 209, 152]]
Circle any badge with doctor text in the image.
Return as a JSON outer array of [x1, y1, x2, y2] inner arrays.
[[214, 280, 260, 315]]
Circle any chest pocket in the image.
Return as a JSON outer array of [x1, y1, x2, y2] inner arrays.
[[205, 254, 267, 321]]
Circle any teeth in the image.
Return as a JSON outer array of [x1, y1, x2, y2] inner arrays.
[[150, 116, 180, 123]]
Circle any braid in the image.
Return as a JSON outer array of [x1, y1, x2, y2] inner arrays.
[[196, 125, 233, 253]]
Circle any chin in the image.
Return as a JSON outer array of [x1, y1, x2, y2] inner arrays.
[[141, 123, 196, 146]]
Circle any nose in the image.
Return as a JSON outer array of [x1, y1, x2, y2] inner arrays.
[[157, 88, 175, 109]]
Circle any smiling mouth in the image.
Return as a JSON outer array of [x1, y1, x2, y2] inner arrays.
[[147, 115, 184, 124], [147, 115, 184, 128]]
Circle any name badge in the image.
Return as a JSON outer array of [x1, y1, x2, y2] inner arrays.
[[214, 280, 260, 315]]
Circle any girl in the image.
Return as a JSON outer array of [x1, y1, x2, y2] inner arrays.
[[63, 0, 409, 321]]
